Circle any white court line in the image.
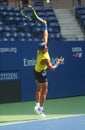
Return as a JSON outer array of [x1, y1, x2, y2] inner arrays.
[[0, 114, 85, 127]]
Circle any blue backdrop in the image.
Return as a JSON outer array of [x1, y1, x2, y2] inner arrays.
[[0, 41, 85, 101]]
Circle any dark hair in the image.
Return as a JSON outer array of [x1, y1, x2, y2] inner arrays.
[[38, 43, 48, 50]]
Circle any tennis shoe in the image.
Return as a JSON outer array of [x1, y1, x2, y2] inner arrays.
[[40, 110, 46, 118], [34, 106, 46, 118]]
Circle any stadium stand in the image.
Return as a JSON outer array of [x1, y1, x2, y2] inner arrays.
[[0, 0, 8, 6], [74, 4, 85, 32], [0, 5, 62, 41], [22, 0, 29, 5], [33, 0, 44, 6]]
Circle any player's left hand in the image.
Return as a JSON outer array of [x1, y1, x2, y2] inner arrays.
[[57, 57, 64, 65]]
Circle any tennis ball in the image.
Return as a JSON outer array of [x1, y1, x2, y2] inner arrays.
[[46, 0, 50, 3]]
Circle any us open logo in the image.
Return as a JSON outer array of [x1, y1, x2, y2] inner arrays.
[[72, 47, 83, 58]]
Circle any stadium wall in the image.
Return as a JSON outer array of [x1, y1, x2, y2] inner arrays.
[[0, 41, 85, 103]]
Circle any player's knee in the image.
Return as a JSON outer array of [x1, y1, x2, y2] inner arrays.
[[42, 87, 48, 95]]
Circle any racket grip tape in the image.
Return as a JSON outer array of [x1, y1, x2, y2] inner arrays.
[[38, 17, 44, 22]]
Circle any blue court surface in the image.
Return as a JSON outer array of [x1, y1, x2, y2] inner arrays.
[[0, 114, 85, 130]]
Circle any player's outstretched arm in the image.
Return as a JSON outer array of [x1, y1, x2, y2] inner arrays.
[[41, 57, 64, 71]]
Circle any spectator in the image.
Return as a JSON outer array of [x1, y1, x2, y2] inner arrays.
[[77, 0, 82, 5]]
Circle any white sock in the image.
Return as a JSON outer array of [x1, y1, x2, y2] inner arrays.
[[40, 106, 44, 111], [36, 102, 40, 108]]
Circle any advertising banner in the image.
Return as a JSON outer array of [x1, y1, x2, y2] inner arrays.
[[0, 41, 85, 102]]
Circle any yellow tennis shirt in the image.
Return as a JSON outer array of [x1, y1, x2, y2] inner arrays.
[[35, 51, 50, 72]]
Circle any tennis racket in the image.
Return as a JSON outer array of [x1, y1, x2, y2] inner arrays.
[[19, 0, 44, 22]]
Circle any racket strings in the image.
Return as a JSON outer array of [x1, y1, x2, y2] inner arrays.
[[21, 6, 34, 18], [20, 5, 45, 22]]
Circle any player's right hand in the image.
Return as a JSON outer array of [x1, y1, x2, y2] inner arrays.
[[43, 20, 47, 25]]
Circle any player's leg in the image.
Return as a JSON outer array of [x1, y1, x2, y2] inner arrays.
[[39, 82, 48, 117], [40, 82, 48, 108], [35, 80, 42, 108], [34, 81, 48, 117], [34, 70, 47, 117], [34, 80, 43, 116]]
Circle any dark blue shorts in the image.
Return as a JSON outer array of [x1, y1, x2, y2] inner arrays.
[[33, 69, 48, 83]]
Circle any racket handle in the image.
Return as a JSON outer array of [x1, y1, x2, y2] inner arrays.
[[38, 17, 44, 23]]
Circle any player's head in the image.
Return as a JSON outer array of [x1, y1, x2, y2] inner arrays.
[[38, 43, 48, 51]]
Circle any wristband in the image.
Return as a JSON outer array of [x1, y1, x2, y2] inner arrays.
[[54, 63, 58, 68], [44, 24, 48, 30]]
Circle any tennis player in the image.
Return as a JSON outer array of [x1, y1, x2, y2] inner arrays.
[[33, 20, 64, 117]]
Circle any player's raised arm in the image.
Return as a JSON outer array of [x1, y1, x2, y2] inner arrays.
[[42, 20, 48, 45]]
